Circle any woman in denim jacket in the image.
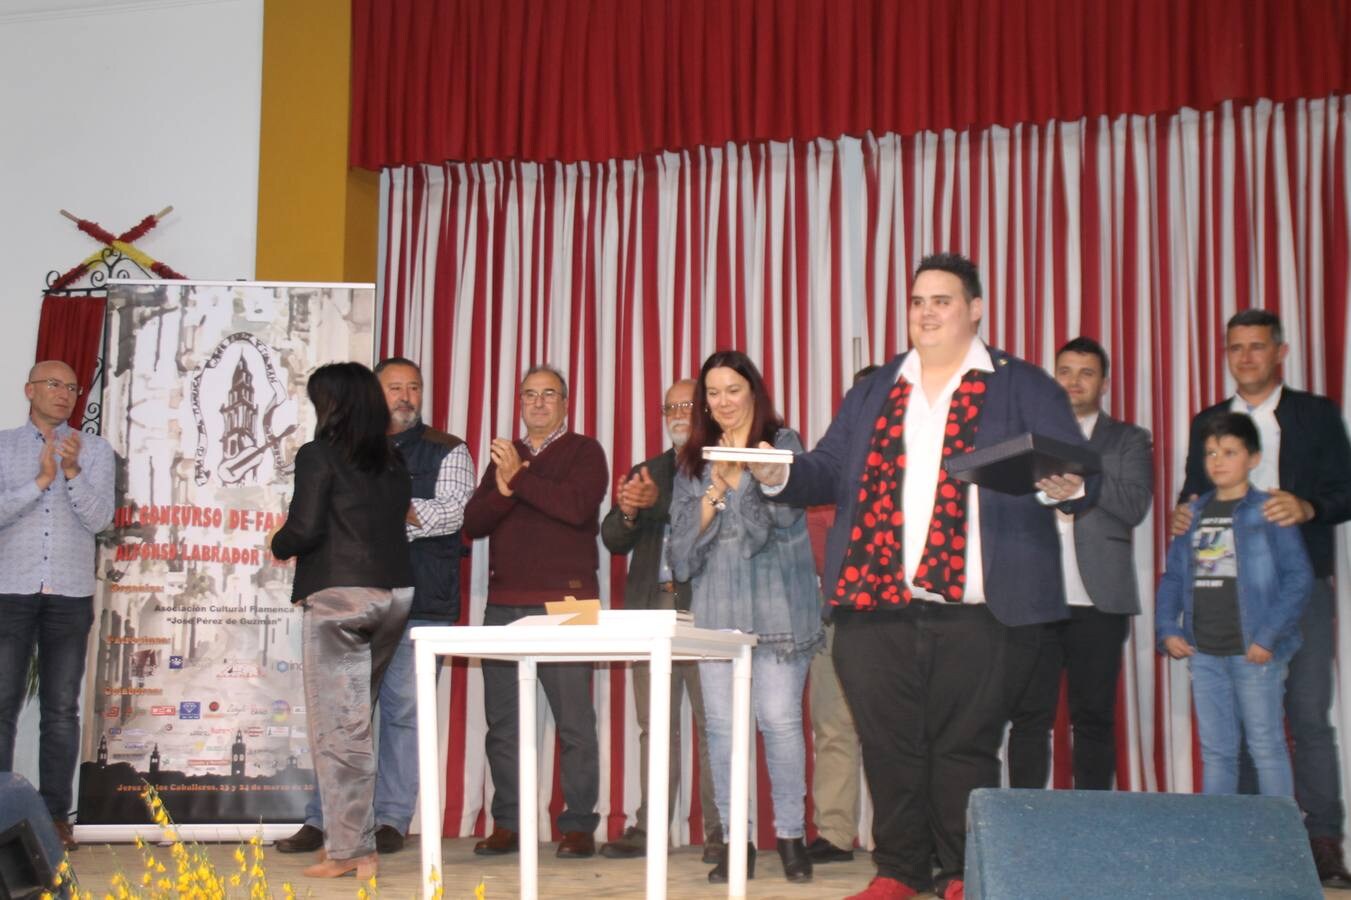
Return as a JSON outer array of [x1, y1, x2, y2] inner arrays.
[[670, 350, 823, 885], [1155, 412, 1313, 796]]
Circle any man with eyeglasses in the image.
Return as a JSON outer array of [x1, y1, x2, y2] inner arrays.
[[0, 360, 114, 851], [597, 378, 720, 862], [464, 365, 607, 859]]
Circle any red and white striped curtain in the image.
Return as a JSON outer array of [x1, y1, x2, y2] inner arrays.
[[378, 96, 1351, 843]]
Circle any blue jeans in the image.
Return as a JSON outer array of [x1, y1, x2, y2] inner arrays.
[[0, 593, 94, 821], [304, 617, 443, 832], [1190, 652, 1293, 797], [699, 648, 811, 839]]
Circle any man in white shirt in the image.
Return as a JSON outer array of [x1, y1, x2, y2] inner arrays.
[[1172, 309, 1351, 886], [749, 254, 1096, 900], [1007, 337, 1153, 791]]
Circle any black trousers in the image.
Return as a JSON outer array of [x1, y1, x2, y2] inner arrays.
[[482, 603, 601, 834], [1007, 606, 1131, 790], [833, 603, 1040, 893]]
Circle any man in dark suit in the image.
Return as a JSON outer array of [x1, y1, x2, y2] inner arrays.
[[597, 378, 719, 861], [1007, 337, 1153, 791], [749, 253, 1097, 900], [1172, 309, 1351, 886]]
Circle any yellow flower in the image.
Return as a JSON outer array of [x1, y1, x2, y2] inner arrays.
[[229, 874, 241, 887], [475, 879, 487, 899], [356, 889, 368, 900], [233, 847, 246, 865]]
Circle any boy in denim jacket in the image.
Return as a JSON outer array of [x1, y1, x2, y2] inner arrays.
[[1156, 412, 1313, 795]]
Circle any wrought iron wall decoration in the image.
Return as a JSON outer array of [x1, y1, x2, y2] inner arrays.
[[40, 207, 187, 434]]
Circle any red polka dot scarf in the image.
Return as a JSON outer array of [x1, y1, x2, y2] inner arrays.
[[831, 370, 990, 609]]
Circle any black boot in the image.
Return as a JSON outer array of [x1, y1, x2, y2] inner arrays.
[[776, 837, 813, 882], [708, 842, 756, 883]]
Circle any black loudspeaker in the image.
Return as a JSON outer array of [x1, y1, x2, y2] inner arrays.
[[0, 775, 62, 900], [966, 788, 1321, 899]]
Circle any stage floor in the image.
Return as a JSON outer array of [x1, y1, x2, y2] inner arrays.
[[61, 836, 1344, 898], [63, 836, 902, 898]]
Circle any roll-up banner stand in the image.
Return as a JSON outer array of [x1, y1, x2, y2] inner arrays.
[[75, 280, 374, 843]]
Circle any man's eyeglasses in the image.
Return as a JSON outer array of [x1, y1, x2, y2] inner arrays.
[[661, 401, 694, 415], [28, 378, 82, 396], [521, 389, 563, 404]]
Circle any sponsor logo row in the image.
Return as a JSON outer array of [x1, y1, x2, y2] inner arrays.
[[103, 701, 304, 719]]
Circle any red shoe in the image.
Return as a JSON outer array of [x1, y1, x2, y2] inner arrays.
[[942, 878, 964, 900], [843, 876, 919, 900]]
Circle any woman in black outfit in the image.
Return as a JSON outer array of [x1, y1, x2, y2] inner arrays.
[[271, 362, 414, 879]]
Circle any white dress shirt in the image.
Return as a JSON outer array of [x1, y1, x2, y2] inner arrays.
[[1231, 386, 1281, 492], [1056, 412, 1098, 607], [899, 340, 995, 604]]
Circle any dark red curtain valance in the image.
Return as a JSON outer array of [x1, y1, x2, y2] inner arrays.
[[351, 0, 1351, 168]]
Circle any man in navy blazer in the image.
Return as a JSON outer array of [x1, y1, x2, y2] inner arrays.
[[750, 253, 1096, 900], [1171, 308, 1351, 887]]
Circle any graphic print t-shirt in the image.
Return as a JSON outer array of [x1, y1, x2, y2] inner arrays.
[[1191, 497, 1245, 655]]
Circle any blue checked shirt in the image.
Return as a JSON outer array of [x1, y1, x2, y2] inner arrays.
[[0, 421, 115, 597], [406, 442, 475, 539]]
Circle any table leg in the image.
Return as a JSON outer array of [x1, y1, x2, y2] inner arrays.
[[645, 639, 673, 899], [518, 658, 539, 900], [728, 643, 753, 898], [414, 641, 443, 900]]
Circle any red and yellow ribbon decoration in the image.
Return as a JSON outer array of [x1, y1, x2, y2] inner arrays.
[[48, 207, 186, 292]]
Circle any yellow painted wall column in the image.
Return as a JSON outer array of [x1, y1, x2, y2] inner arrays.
[[255, 0, 377, 283]]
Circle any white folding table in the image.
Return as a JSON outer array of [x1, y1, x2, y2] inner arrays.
[[411, 612, 757, 899]]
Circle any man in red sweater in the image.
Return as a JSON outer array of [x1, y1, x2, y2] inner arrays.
[[463, 365, 608, 859]]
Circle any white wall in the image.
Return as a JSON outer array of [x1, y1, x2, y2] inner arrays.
[[0, 0, 263, 793], [0, 0, 264, 426]]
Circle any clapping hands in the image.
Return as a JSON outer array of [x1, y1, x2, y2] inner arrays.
[[615, 467, 659, 519], [491, 438, 529, 497]]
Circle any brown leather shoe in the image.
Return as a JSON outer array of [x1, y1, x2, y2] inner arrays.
[[52, 820, 78, 852], [1311, 836, 1351, 888], [275, 823, 324, 853], [556, 830, 596, 858], [473, 827, 519, 856], [600, 826, 646, 859]]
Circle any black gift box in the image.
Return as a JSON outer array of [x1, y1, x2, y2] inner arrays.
[[943, 433, 1101, 496]]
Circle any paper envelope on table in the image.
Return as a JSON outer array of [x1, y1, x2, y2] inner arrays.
[[543, 595, 601, 625], [943, 433, 1101, 496]]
